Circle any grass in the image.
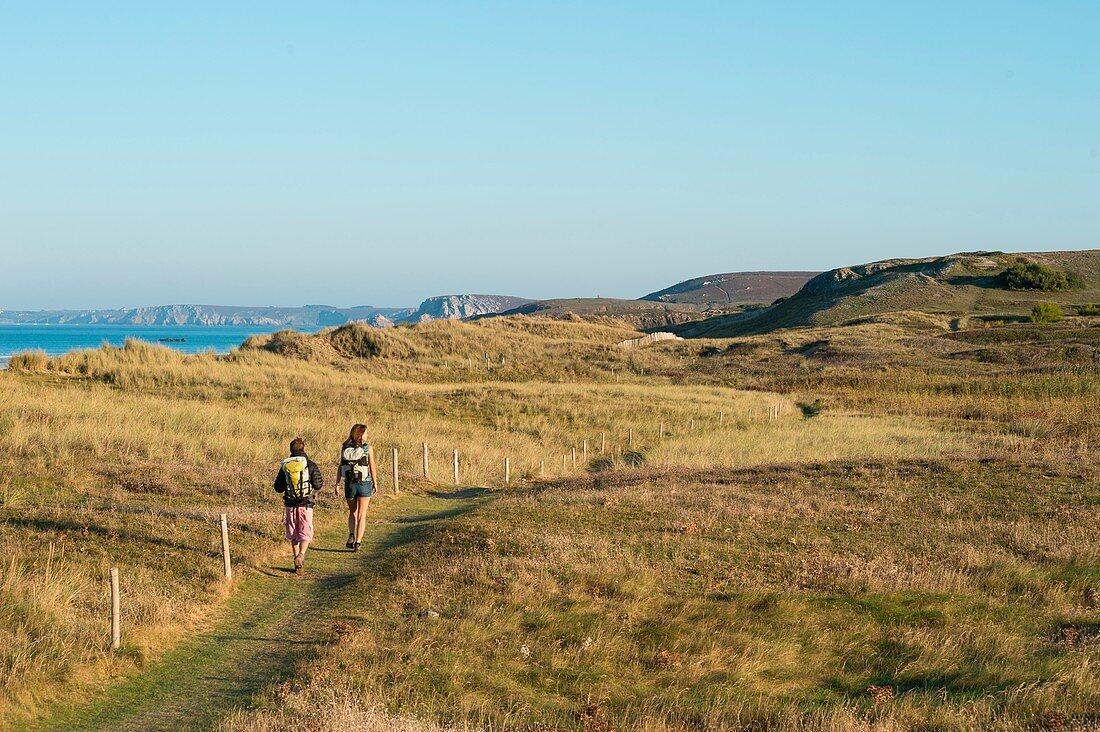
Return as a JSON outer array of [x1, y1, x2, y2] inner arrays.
[[1, 315, 1097, 730], [228, 460, 1096, 730]]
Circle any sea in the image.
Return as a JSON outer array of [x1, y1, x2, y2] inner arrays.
[[0, 324, 323, 367]]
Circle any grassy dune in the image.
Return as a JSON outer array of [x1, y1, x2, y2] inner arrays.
[[219, 461, 1097, 730], [1, 315, 1098, 730]]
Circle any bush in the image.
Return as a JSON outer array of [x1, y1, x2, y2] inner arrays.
[[1030, 302, 1063, 323], [1078, 303, 1099, 316], [7, 350, 49, 372], [997, 261, 1086, 291]]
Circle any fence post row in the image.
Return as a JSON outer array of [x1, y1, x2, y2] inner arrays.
[[219, 513, 232, 581], [109, 567, 121, 650]]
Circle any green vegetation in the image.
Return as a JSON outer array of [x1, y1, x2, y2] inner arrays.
[[1, 314, 1097, 731], [679, 250, 1100, 338], [1079, 303, 1100, 316], [998, 260, 1086, 291], [1031, 302, 1064, 323]]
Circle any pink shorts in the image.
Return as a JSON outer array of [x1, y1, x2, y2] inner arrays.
[[284, 506, 314, 543]]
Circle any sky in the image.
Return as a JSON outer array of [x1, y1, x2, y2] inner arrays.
[[1, 2, 1098, 310]]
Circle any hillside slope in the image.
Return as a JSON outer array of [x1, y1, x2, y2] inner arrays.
[[678, 250, 1100, 337], [642, 271, 817, 305], [494, 297, 719, 330]]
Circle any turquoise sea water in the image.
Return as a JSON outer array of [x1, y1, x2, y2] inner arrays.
[[0, 325, 321, 366]]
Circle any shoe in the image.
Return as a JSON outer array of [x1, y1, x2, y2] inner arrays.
[[346, 535, 354, 549], [294, 554, 304, 575], [353, 542, 361, 552]]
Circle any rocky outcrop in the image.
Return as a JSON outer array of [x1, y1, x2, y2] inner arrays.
[[799, 258, 958, 297], [398, 295, 533, 323]]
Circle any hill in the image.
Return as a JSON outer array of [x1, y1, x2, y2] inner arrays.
[[0, 295, 532, 328], [641, 270, 818, 305], [677, 249, 1100, 337], [493, 297, 723, 330], [0, 303, 409, 327]]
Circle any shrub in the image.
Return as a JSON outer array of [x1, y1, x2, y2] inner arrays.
[[997, 261, 1086, 291], [1078, 303, 1099, 316], [1030, 302, 1063, 323], [329, 323, 415, 359], [7, 350, 49, 372]]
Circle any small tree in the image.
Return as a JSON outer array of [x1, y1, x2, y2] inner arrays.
[[1031, 302, 1063, 323]]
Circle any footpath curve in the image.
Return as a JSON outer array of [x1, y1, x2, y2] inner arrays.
[[15, 492, 480, 732]]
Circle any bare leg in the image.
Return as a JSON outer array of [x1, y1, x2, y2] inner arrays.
[[354, 496, 371, 543], [298, 540, 310, 560], [346, 497, 357, 540]]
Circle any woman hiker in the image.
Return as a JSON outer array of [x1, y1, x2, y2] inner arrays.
[[336, 423, 378, 551], [274, 436, 324, 575]]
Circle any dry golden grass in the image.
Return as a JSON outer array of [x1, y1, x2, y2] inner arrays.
[[1, 315, 1097, 730], [249, 461, 1097, 731]]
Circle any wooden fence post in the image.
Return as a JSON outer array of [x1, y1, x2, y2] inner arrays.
[[540, 460, 545, 478], [422, 442, 429, 479], [720, 410, 724, 425], [504, 457, 510, 484], [628, 428, 633, 448], [571, 447, 577, 468], [690, 418, 694, 431], [582, 440, 587, 463], [659, 422, 665, 441], [452, 449, 459, 484], [601, 432, 606, 454], [219, 513, 232, 581], [109, 567, 120, 650], [392, 447, 400, 494]]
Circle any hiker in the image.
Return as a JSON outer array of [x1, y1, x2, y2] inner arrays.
[[336, 423, 378, 552], [274, 436, 324, 575]]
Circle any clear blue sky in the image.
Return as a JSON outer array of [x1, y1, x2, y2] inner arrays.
[[1, 2, 1097, 309]]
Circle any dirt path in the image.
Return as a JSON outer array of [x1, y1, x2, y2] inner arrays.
[[16, 491, 481, 732]]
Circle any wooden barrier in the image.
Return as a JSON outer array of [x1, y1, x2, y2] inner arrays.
[[219, 514, 232, 581], [616, 332, 683, 349], [109, 567, 120, 650]]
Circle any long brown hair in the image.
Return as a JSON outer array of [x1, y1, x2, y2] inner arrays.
[[344, 423, 367, 447]]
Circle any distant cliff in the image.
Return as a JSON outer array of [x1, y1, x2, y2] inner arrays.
[[396, 295, 533, 323], [0, 304, 411, 327], [0, 296, 533, 327]]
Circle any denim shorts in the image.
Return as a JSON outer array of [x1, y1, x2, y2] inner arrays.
[[345, 481, 373, 500]]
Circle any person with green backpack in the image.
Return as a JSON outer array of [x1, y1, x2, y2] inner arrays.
[[274, 436, 324, 575]]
